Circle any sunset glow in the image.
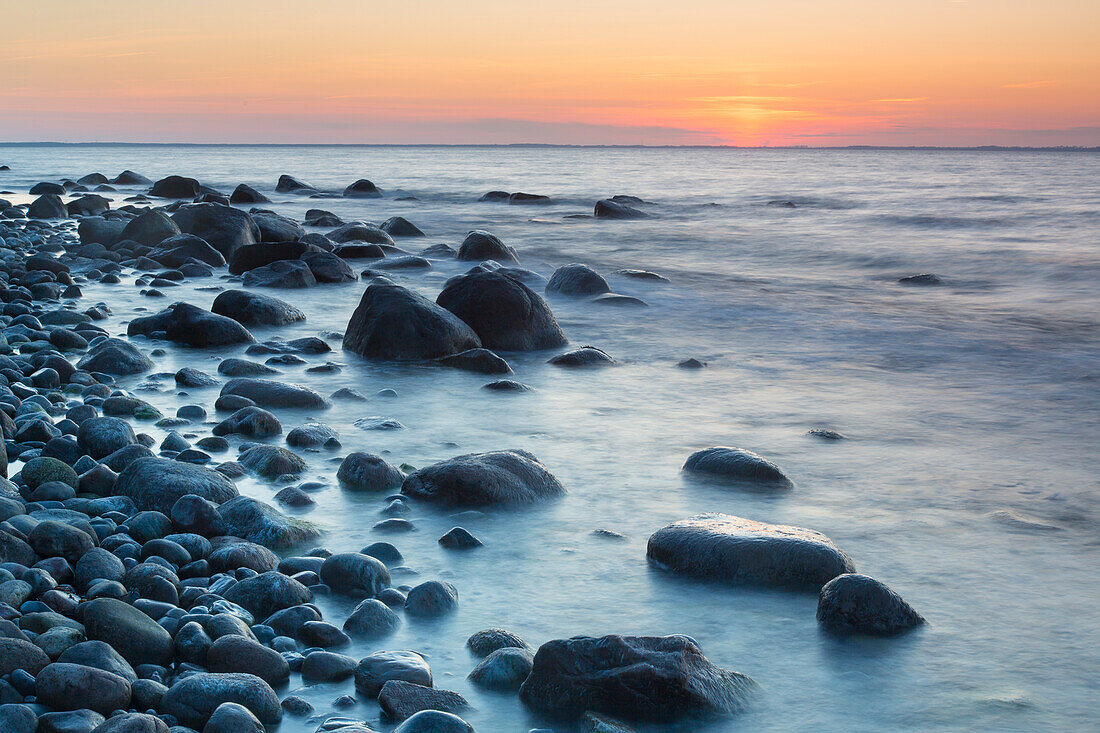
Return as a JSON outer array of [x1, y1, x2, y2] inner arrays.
[[3, 0, 1097, 145]]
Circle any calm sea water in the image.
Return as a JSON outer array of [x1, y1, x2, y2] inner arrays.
[[2, 144, 1099, 732]]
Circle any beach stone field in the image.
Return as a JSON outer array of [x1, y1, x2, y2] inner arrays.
[[0, 171, 924, 733]]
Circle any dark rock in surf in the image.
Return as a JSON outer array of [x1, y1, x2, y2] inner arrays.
[[213, 407, 282, 438], [28, 194, 67, 219], [150, 175, 201, 198], [220, 378, 330, 409], [898, 273, 944, 286], [329, 221, 394, 245], [682, 446, 791, 487], [112, 170, 152, 185], [549, 346, 614, 367], [468, 647, 532, 690], [128, 302, 255, 347], [456, 230, 518, 263], [816, 573, 925, 634], [243, 259, 317, 288], [321, 552, 391, 597], [149, 233, 227, 268], [211, 289, 305, 326], [275, 174, 315, 193], [379, 680, 470, 721], [436, 348, 512, 374], [343, 281, 481, 360], [161, 672, 281, 728], [228, 241, 312, 274], [252, 211, 304, 242], [402, 449, 565, 506], [337, 452, 404, 492], [546, 263, 611, 296], [437, 270, 566, 351], [120, 210, 182, 246], [354, 651, 432, 696], [479, 190, 511, 202], [594, 199, 648, 219], [301, 250, 358, 283], [343, 179, 383, 198], [77, 338, 153, 375], [172, 203, 260, 260], [509, 192, 551, 204], [114, 457, 239, 513], [230, 184, 270, 204], [380, 216, 425, 237], [519, 634, 753, 722], [646, 513, 855, 587]]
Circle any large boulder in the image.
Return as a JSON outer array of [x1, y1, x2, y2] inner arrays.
[[171, 203, 260, 260], [77, 417, 136, 460], [682, 447, 791, 487], [242, 259, 317, 288], [520, 635, 753, 722], [275, 174, 314, 193], [212, 406, 281, 438], [456, 230, 518, 263], [437, 270, 566, 351], [253, 211, 304, 242], [328, 222, 393, 245], [301, 250, 357, 283], [28, 194, 67, 219], [216, 495, 320, 548], [379, 681, 470, 721], [594, 198, 649, 219], [320, 552, 391, 597], [149, 175, 200, 198], [77, 338, 154, 376], [78, 216, 127, 246], [228, 241, 312, 275], [354, 651, 432, 696], [343, 281, 480, 360], [646, 513, 856, 587], [149, 233, 226, 268], [119, 210, 181, 246], [816, 574, 925, 634], [337, 452, 404, 492], [67, 194, 111, 217], [402, 449, 565, 506], [128, 302, 255, 347], [222, 570, 312, 618], [380, 216, 424, 237], [220, 378, 329, 409], [0, 637, 51, 675], [35, 663, 132, 715], [545, 263, 611, 296], [112, 170, 152, 185], [82, 598, 173, 666], [161, 672, 280, 728], [211, 289, 305, 326], [114, 457, 239, 513], [343, 179, 382, 198], [230, 184, 270, 204]]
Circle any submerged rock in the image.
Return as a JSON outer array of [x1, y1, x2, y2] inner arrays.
[[647, 513, 855, 587], [343, 179, 383, 198], [220, 378, 330, 409], [898, 273, 943, 286], [682, 447, 791, 487], [468, 647, 532, 690], [402, 449, 565, 506], [343, 281, 481, 361], [816, 573, 925, 634], [594, 199, 648, 219], [549, 346, 614, 367], [520, 634, 752, 722]]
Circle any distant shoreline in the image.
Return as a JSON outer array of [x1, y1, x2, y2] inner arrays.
[[0, 142, 1097, 152]]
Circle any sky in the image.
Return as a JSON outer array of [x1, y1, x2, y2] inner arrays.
[[1, 0, 1097, 146]]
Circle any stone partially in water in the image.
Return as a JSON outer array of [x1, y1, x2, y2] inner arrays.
[[402, 449, 565, 506], [682, 447, 792, 488], [545, 263, 611, 296], [343, 281, 481, 361], [211, 289, 305, 326], [647, 513, 855, 588], [437, 270, 567, 351], [816, 573, 925, 635], [114, 457, 239, 513], [519, 634, 752, 722]]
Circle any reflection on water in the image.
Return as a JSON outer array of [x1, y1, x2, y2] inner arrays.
[[2, 145, 1098, 731]]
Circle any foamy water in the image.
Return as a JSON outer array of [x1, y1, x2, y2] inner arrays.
[[2, 144, 1098, 732]]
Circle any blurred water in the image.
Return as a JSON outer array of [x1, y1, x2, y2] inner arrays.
[[2, 145, 1099, 732]]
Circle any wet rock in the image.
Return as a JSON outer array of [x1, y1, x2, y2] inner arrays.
[[520, 634, 752, 722], [438, 527, 482, 549], [82, 597, 173, 666], [354, 650, 432, 696], [646, 513, 855, 587], [682, 447, 791, 487], [170, 494, 227, 537], [467, 628, 528, 658], [210, 289, 305, 326], [78, 216, 127, 246], [77, 338, 153, 375], [0, 636, 51, 675], [343, 179, 383, 198], [402, 449, 565, 506], [114, 457, 239, 513], [329, 222, 393, 245], [213, 407, 282, 438], [67, 194, 111, 217], [343, 598, 401, 639], [228, 241, 312, 274], [677, 358, 706, 369], [150, 175, 200, 198], [237, 445, 307, 476], [38, 710, 107, 733], [243, 259, 317, 288], [379, 680, 470, 721], [437, 270, 566, 351], [898, 273, 943, 286], [252, 211, 304, 242], [816, 573, 924, 634], [175, 367, 219, 387], [594, 199, 648, 219], [28, 194, 68, 219], [217, 495, 319, 548], [321, 552, 391, 597], [548, 346, 614, 367], [456, 230, 518, 263], [217, 358, 277, 377], [21, 456, 79, 489], [172, 203, 260, 260], [35, 662, 131, 714], [161, 672, 281, 728], [380, 216, 425, 237], [220, 378, 329, 409], [616, 268, 669, 282], [394, 710, 474, 733], [302, 650, 358, 681], [592, 293, 647, 307], [77, 416, 137, 459], [28, 520, 94, 563], [545, 264, 611, 296], [468, 647, 533, 690], [128, 302, 255, 347], [286, 422, 339, 448], [207, 634, 290, 684], [343, 281, 481, 361], [276, 174, 315, 193], [808, 428, 845, 440], [112, 170, 152, 185], [57, 640, 136, 683], [230, 184, 270, 204], [0, 704, 37, 733], [120, 210, 182, 246], [481, 379, 532, 392], [301, 250, 358, 283], [436, 348, 511, 375], [405, 580, 459, 616]]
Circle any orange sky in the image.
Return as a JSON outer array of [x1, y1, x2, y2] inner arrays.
[[2, 0, 1097, 145]]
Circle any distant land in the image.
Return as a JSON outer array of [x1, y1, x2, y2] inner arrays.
[[0, 142, 1097, 152]]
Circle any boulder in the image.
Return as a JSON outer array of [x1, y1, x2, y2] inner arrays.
[[252, 211, 304, 242], [436, 348, 511, 374], [91, 713, 170, 733], [119, 210, 181, 246], [380, 216, 425, 237], [0, 637, 51, 675], [67, 194, 111, 217], [343, 598, 401, 639], [230, 184, 270, 204], [127, 302, 255, 347], [204, 702, 265, 733], [343, 179, 383, 198], [337, 452, 404, 492], [519, 635, 752, 722], [35, 663, 131, 715], [275, 175, 315, 193], [149, 233, 226, 268], [220, 378, 329, 409], [343, 281, 481, 360], [286, 422, 339, 447], [77, 338, 153, 375], [213, 407, 282, 438], [77, 416, 137, 459], [329, 222, 393, 245], [548, 346, 615, 367], [402, 449, 565, 506], [456, 230, 517, 262], [354, 651, 431, 696], [161, 672, 281, 728], [243, 259, 317, 288], [78, 216, 127, 246], [28, 194, 67, 219], [682, 447, 791, 487], [211, 289, 305, 326], [437, 270, 566, 351], [228, 241, 312, 274], [172, 203, 260, 260], [646, 513, 855, 587], [379, 681, 470, 721], [816, 573, 925, 634], [207, 634, 291, 684], [216, 495, 319, 548], [545, 264, 611, 296], [114, 457, 239, 513], [468, 647, 533, 690], [150, 175, 200, 198], [81, 598, 173, 666], [394, 711, 474, 733], [405, 580, 459, 616], [300, 250, 357, 283], [320, 552, 391, 597], [467, 628, 529, 658], [594, 199, 648, 219], [57, 641, 137, 683], [112, 170, 152, 185]]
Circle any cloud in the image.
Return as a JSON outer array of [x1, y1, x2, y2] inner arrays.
[[1002, 80, 1057, 89]]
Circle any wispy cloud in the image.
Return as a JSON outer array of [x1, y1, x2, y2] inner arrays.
[[872, 97, 930, 103], [1002, 80, 1057, 89]]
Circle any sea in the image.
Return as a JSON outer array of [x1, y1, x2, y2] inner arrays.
[[1, 144, 1098, 732]]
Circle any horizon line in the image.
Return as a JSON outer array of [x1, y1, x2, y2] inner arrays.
[[0, 141, 1098, 152]]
